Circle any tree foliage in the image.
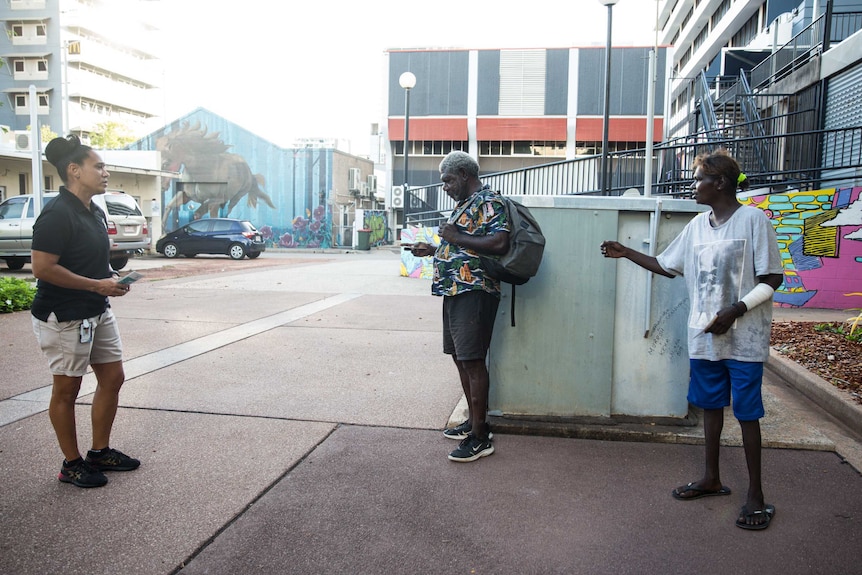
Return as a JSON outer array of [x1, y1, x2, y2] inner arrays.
[[89, 121, 135, 149], [24, 125, 58, 145]]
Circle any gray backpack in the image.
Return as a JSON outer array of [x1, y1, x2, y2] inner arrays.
[[453, 188, 545, 326], [480, 195, 545, 286]]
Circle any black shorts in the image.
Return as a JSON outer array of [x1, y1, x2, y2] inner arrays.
[[442, 290, 500, 361]]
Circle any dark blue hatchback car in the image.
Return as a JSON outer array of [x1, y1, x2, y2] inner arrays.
[[156, 218, 265, 260]]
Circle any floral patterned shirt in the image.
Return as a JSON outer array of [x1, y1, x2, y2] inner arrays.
[[431, 188, 510, 298]]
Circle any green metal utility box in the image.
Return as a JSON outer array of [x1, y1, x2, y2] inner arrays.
[[488, 195, 705, 423]]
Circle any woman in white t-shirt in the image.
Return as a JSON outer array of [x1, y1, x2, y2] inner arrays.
[[601, 150, 783, 530]]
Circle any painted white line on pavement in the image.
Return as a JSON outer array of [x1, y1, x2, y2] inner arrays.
[[0, 293, 361, 427]]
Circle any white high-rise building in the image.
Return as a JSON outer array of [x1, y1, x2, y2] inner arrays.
[[0, 0, 164, 141]]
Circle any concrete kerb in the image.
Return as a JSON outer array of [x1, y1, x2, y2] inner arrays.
[[448, 352, 860, 452], [766, 349, 862, 438]]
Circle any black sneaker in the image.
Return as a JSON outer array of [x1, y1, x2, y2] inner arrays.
[[58, 458, 108, 488], [443, 420, 493, 441], [443, 420, 472, 440], [86, 448, 140, 472], [448, 433, 495, 462]]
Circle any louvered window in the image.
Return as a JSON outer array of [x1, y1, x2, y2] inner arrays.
[[499, 50, 546, 116]]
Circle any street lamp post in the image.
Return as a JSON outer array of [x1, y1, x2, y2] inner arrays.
[[399, 71, 416, 192], [599, 0, 618, 196]]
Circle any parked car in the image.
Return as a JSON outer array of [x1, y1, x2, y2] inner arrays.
[[0, 191, 149, 271], [93, 191, 151, 270], [155, 218, 265, 260]]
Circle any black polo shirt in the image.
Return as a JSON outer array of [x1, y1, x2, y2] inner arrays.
[[31, 187, 112, 322]]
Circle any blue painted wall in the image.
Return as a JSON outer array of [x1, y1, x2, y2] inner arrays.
[[130, 108, 334, 248]]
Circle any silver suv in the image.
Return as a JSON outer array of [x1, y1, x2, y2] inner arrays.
[[0, 191, 150, 271]]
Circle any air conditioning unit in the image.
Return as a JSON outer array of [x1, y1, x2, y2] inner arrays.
[[348, 168, 362, 192], [14, 131, 31, 151], [366, 175, 377, 194], [388, 185, 405, 209], [360, 183, 370, 197]]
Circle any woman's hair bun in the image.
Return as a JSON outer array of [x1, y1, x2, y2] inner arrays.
[[44, 135, 80, 166]]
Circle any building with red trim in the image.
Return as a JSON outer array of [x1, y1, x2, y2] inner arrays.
[[381, 45, 669, 208]]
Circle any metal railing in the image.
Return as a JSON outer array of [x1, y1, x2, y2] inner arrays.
[[403, 126, 862, 226], [750, 14, 824, 90], [830, 10, 862, 44]]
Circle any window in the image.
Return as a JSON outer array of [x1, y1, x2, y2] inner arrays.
[[104, 194, 142, 216], [12, 25, 23, 37], [211, 220, 234, 233], [732, 12, 760, 47], [693, 26, 708, 52], [710, 0, 730, 29], [0, 197, 26, 219], [479, 141, 566, 157], [681, 7, 693, 30], [38, 94, 49, 107], [394, 140, 468, 156], [188, 220, 211, 233], [43, 176, 53, 191], [14, 60, 25, 73], [35, 24, 46, 36], [15, 95, 26, 109], [575, 141, 645, 155], [37, 60, 47, 72]]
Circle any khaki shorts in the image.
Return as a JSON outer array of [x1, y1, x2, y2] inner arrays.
[[32, 309, 123, 377]]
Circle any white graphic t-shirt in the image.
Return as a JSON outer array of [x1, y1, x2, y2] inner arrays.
[[657, 205, 783, 362]]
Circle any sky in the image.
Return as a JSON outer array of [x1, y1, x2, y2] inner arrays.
[[156, 0, 662, 157]]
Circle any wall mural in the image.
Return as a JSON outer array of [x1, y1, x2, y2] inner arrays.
[[157, 121, 276, 221], [743, 187, 861, 310], [362, 210, 389, 247], [131, 108, 334, 249], [400, 227, 438, 278], [400, 187, 861, 311]]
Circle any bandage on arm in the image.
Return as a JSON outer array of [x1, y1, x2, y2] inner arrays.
[[739, 282, 775, 313]]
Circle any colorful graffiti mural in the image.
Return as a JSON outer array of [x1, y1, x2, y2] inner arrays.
[[362, 210, 389, 248], [742, 187, 862, 309], [400, 227, 438, 278], [131, 108, 334, 249]]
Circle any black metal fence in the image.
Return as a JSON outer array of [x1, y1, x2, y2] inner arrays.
[[404, 125, 862, 226]]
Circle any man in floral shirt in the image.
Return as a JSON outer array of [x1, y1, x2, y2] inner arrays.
[[410, 151, 510, 462]]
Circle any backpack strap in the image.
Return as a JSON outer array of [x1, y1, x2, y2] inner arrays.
[[510, 284, 516, 327]]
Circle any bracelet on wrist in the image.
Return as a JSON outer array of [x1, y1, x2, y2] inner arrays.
[[732, 302, 746, 316]]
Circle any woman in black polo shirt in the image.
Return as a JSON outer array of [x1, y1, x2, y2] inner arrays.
[[31, 135, 141, 488]]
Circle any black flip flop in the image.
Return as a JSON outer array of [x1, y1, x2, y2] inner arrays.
[[736, 504, 776, 530], [671, 482, 732, 501]]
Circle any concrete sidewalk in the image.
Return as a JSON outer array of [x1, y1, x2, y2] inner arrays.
[[1, 250, 860, 575]]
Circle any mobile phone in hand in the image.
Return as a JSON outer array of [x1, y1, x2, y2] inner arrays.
[[117, 271, 142, 285]]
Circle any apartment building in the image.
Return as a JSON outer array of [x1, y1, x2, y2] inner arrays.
[[0, 0, 163, 147], [658, 0, 862, 141]]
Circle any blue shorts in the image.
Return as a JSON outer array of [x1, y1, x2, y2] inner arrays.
[[688, 359, 765, 421]]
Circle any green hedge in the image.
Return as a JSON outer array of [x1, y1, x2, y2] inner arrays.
[[0, 277, 37, 313]]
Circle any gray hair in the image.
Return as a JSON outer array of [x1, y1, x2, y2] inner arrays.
[[439, 151, 479, 178]]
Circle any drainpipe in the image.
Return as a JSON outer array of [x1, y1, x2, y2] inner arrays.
[[643, 197, 662, 338]]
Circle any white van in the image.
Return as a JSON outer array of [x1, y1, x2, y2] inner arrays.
[[0, 191, 149, 271]]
